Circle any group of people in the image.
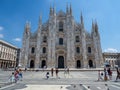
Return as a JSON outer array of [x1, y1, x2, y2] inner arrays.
[[98, 67, 112, 81], [46, 68, 59, 79], [98, 67, 120, 81], [46, 67, 70, 79], [9, 68, 23, 83]]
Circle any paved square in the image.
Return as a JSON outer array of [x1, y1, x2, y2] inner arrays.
[[0, 69, 120, 90]]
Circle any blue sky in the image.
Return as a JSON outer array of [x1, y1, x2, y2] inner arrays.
[[0, 0, 120, 52]]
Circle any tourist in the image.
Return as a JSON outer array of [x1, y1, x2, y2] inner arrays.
[[67, 68, 69, 74], [25, 67, 27, 71], [46, 72, 49, 79], [43, 65, 46, 72], [115, 67, 120, 81], [51, 68, 54, 77], [107, 68, 112, 80], [19, 69, 23, 81], [97, 70, 103, 81], [9, 72, 15, 83], [55, 68, 59, 78], [14, 69, 19, 82], [104, 68, 108, 81]]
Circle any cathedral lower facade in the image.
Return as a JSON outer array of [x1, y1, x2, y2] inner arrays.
[[20, 5, 103, 69]]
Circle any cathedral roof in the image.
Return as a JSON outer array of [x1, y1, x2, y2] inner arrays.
[[42, 21, 49, 31], [57, 10, 66, 17]]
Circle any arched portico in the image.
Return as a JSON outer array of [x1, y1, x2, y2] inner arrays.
[[30, 60, 34, 68], [89, 60, 93, 68], [76, 60, 81, 68], [41, 60, 46, 68], [58, 56, 64, 68]]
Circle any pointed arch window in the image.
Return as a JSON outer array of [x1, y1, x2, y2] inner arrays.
[[76, 47, 80, 53], [31, 47, 35, 54], [59, 22, 63, 32], [76, 36, 79, 42], [43, 36, 47, 43], [88, 47, 91, 53], [43, 47, 46, 53], [59, 38, 63, 45]]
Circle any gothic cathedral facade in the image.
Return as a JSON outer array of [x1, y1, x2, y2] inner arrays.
[[20, 5, 103, 69]]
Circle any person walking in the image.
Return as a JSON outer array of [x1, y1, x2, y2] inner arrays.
[[97, 70, 103, 81], [14, 69, 19, 83], [115, 67, 120, 81]]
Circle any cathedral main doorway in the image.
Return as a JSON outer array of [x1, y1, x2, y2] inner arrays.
[[41, 60, 46, 68], [76, 60, 81, 68], [89, 60, 93, 68], [58, 56, 64, 68], [30, 60, 34, 68]]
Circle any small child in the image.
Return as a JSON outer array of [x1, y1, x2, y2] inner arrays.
[[46, 72, 49, 79], [9, 72, 15, 83]]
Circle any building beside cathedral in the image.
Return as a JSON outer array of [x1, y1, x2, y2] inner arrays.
[[20, 5, 103, 69], [0, 40, 18, 69]]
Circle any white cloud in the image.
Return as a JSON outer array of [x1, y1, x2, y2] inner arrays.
[[0, 26, 4, 31], [13, 38, 21, 42], [104, 48, 118, 53], [0, 34, 4, 38]]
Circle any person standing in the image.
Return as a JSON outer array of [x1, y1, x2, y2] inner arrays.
[[9, 72, 15, 83], [107, 68, 112, 80], [67, 68, 69, 74], [104, 68, 108, 81], [19, 69, 23, 81], [51, 68, 54, 77], [55, 68, 59, 78]]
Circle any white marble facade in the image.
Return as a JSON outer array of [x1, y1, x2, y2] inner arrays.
[[20, 5, 103, 68]]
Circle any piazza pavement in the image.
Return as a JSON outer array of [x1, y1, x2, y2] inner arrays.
[[0, 68, 120, 90]]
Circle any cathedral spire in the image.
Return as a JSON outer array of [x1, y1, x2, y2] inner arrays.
[[95, 21, 100, 37], [39, 14, 42, 27], [25, 21, 30, 35], [91, 20, 95, 35], [49, 5, 53, 16], [81, 12, 84, 28], [95, 20, 98, 31], [66, 3, 69, 14], [53, 4, 56, 16], [92, 20, 95, 30], [70, 4, 72, 15]]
